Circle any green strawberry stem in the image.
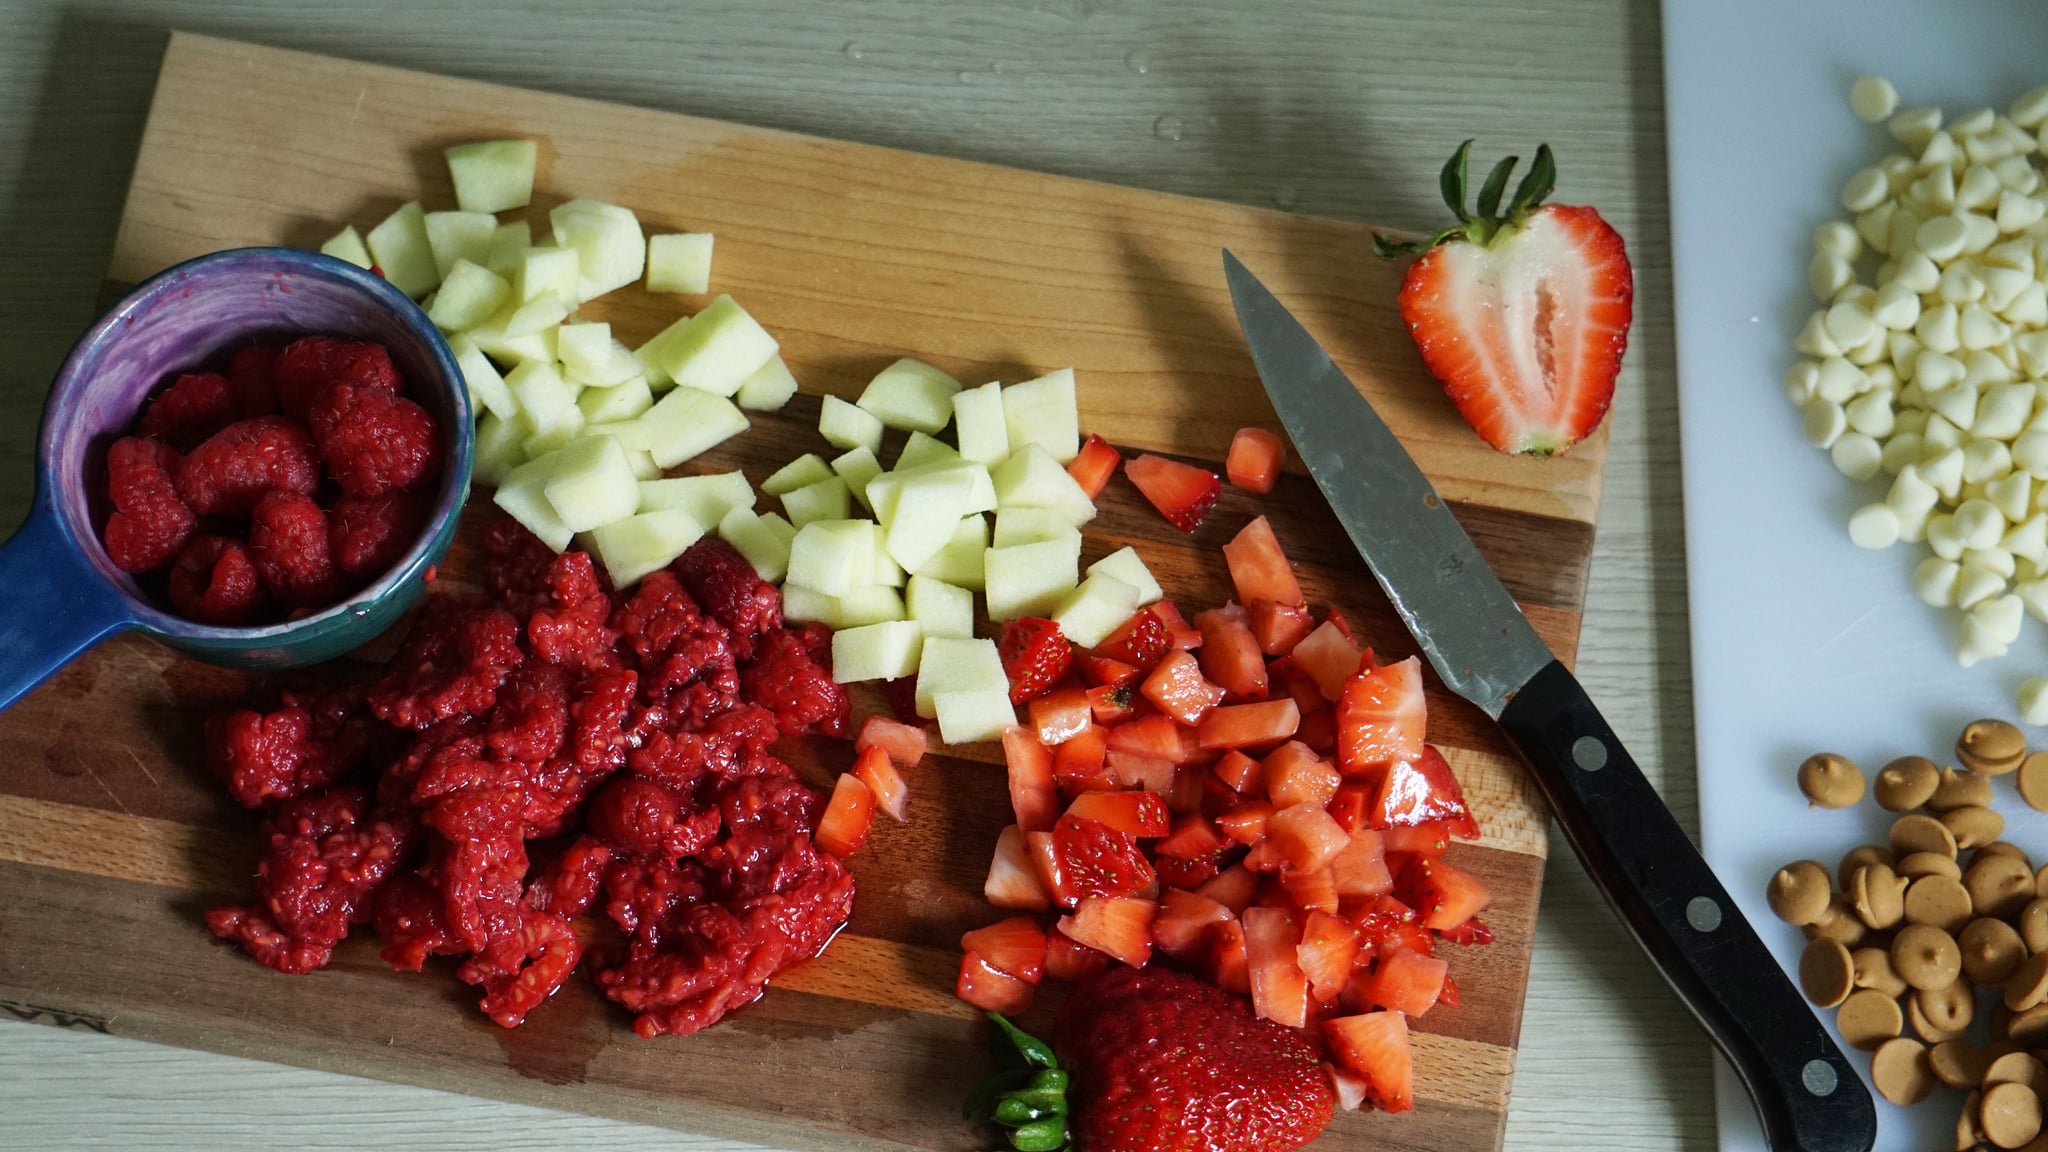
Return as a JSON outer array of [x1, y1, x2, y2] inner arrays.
[[1374, 139, 1558, 256], [969, 1013, 1073, 1152]]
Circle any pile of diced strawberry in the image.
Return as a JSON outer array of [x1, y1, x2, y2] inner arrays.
[[956, 515, 1494, 1116]]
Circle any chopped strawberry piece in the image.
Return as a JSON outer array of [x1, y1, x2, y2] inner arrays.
[[1104, 714, 1196, 763], [1193, 604, 1269, 700], [1154, 852, 1223, 889], [957, 949, 1034, 1014], [1336, 656, 1426, 775], [1326, 1062, 1371, 1113], [1329, 829, 1395, 898], [1094, 610, 1171, 670], [1004, 727, 1060, 833], [1282, 866, 1339, 915], [855, 715, 928, 768], [1397, 855, 1492, 931], [1263, 741, 1339, 808], [1268, 802, 1350, 872], [1372, 745, 1481, 838], [1067, 432, 1122, 499], [1296, 910, 1361, 1002], [1084, 682, 1138, 724], [1052, 724, 1113, 792], [1025, 829, 1078, 908], [962, 916, 1048, 985], [1437, 919, 1494, 947], [1106, 750, 1176, 793], [1077, 654, 1143, 690], [1197, 700, 1301, 751], [1242, 906, 1310, 1027], [1140, 649, 1227, 726], [1044, 931, 1114, 982], [1242, 839, 1287, 873], [1325, 1011, 1413, 1113], [986, 825, 1052, 911], [1381, 821, 1452, 856], [1208, 918, 1252, 993], [849, 745, 910, 822], [1349, 895, 1434, 960], [1053, 814, 1155, 899], [1146, 601, 1206, 651], [1327, 783, 1374, 833], [1152, 888, 1235, 959], [998, 617, 1073, 704], [1166, 763, 1206, 814], [1212, 749, 1264, 794], [1125, 453, 1220, 532], [1028, 686, 1093, 745], [1198, 863, 1259, 914], [1156, 812, 1228, 860], [1058, 895, 1156, 967], [1292, 621, 1364, 703], [1215, 801, 1274, 846], [1295, 706, 1338, 755], [1440, 974, 1464, 1006], [1364, 946, 1448, 1016], [815, 772, 875, 857], [1223, 516, 1305, 608], [1249, 599, 1316, 657], [1065, 789, 1170, 837], [1226, 427, 1286, 494]]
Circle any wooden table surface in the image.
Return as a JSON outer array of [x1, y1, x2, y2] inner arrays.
[[0, 2, 1708, 1150]]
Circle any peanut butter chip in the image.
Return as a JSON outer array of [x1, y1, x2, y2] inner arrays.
[[1899, 851, 1964, 880], [1915, 980, 1975, 1039], [2004, 1004, 2048, 1048], [1893, 813, 1961, 859], [1854, 946, 1910, 998], [1871, 1036, 1935, 1105], [1800, 938, 1855, 1008], [1852, 863, 1909, 929], [1943, 803, 2007, 850], [1767, 860, 1833, 926], [1982, 1081, 2044, 1149], [1905, 874, 1976, 934], [1960, 718, 2029, 776], [1895, 924, 1964, 990], [2023, 900, 2048, 954], [1877, 755, 1942, 810], [1930, 766, 1996, 812], [1804, 895, 1869, 947], [1840, 845, 1895, 889], [1933, 1040, 1994, 1090], [1975, 855, 2042, 920], [1966, 917, 2031, 985], [2011, 954, 2048, 1012], [2020, 752, 2048, 814], [1799, 752, 1866, 808], [1837, 987, 1905, 1049], [1988, 1053, 2048, 1096], [1981, 841, 2034, 866]]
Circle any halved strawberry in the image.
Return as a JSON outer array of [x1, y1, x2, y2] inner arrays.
[[1065, 789, 1171, 837], [1028, 686, 1093, 745], [1363, 946, 1449, 1016], [1373, 745, 1481, 839], [1377, 141, 1630, 456], [1140, 649, 1227, 725], [1045, 931, 1113, 982], [962, 916, 1048, 985], [1208, 918, 1252, 993], [815, 772, 875, 857], [855, 715, 927, 769], [1152, 888, 1235, 959], [1199, 863, 1260, 915], [1076, 654, 1143, 690], [1223, 516, 1305, 608], [1058, 895, 1156, 967], [1214, 800, 1274, 846], [986, 824, 1052, 910], [1197, 700, 1301, 751], [1268, 802, 1350, 872], [1004, 727, 1059, 833], [1052, 724, 1113, 792], [1263, 741, 1340, 808], [1296, 909, 1361, 1002], [1292, 621, 1364, 702], [1104, 714, 1196, 763], [1193, 604, 1269, 700], [1125, 453, 1221, 532], [1242, 906, 1310, 1027], [1281, 866, 1339, 915], [1213, 749, 1264, 794], [1105, 750, 1176, 793], [851, 744, 910, 822], [1329, 829, 1395, 898], [1249, 600, 1316, 657], [1094, 610, 1171, 670], [998, 617, 1073, 705], [1336, 656, 1426, 775], [1155, 812, 1228, 860], [1053, 814, 1155, 898], [1067, 432, 1122, 498], [957, 950, 1034, 1014], [1025, 829, 1078, 907], [1226, 426, 1285, 494], [1397, 854, 1493, 930], [1324, 1010, 1414, 1112]]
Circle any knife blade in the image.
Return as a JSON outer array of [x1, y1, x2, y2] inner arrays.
[[1223, 251, 1875, 1152]]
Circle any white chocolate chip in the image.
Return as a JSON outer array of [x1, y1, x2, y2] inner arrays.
[[1802, 397, 1847, 449], [1872, 279, 1922, 330], [1977, 383, 2037, 440], [1848, 503, 1900, 548], [1964, 438, 2015, 483], [1957, 557, 2009, 608], [1922, 447, 1966, 499], [1925, 131, 1963, 170], [1815, 357, 1868, 403], [1956, 498, 2008, 549], [1955, 107, 1997, 137], [1917, 305, 1962, 354], [1894, 251, 1942, 293], [1785, 360, 1821, 406], [1918, 213, 1971, 261], [1809, 252, 1853, 299], [2004, 281, 2048, 326], [2018, 677, 2048, 725], [1929, 512, 1965, 560], [1843, 167, 1892, 212], [1960, 165, 2005, 211], [1915, 556, 1962, 606], [1924, 413, 1966, 452], [1957, 612, 2009, 667], [2018, 578, 2048, 622], [1928, 380, 1979, 428], [1832, 433, 1885, 481], [1882, 432, 1925, 475], [2005, 514, 2048, 564], [1963, 211, 2001, 252], [1814, 219, 1862, 260], [1858, 201, 1898, 254], [1978, 592, 2026, 645], [1845, 391, 1896, 438], [1961, 304, 2012, 350], [1851, 76, 1899, 123], [1967, 546, 2019, 579], [1796, 311, 1844, 357], [1991, 471, 2035, 522], [1892, 106, 1944, 149]]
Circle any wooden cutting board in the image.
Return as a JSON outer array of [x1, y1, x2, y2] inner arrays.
[[0, 32, 1608, 1152]]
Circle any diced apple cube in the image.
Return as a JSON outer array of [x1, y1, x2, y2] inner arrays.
[[542, 435, 641, 533], [780, 476, 851, 527], [320, 225, 373, 269], [635, 333, 676, 390], [870, 461, 996, 523], [365, 201, 439, 299], [521, 412, 585, 459], [567, 339, 645, 389], [858, 358, 963, 433], [949, 380, 1007, 466], [474, 411, 527, 486], [896, 431, 960, 471], [884, 467, 979, 572], [640, 471, 754, 524], [1002, 368, 1080, 462], [763, 454, 835, 496], [1052, 573, 1144, 649], [915, 636, 1008, 719], [625, 449, 661, 480], [831, 620, 925, 683], [485, 220, 531, 279], [451, 336, 515, 420], [831, 447, 884, 513], [506, 360, 578, 433], [784, 584, 907, 629], [427, 260, 513, 333], [872, 541, 906, 588], [915, 515, 989, 589], [719, 507, 795, 583], [820, 394, 885, 454], [493, 449, 574, 551], [1087, 547, 1163, 607], [626, 386, 750, 468], [519, 246, 582, 305], [656, 295, 778, 396], [734, 356, 799, 411], [505, 295, 571, 338], [467, 302, 558, 364], [549, 198, 645, 302], [993, 506, 1083, 548], [554, 323, 608, 379], [445, 139, 537, 214], [646, 232, 714, 294], [993, 444, 1096, 526], [577, 377, 654, 424], [424, 210, 498, 279], [590, 507, 707, 588], [907, 574, 974, 639], [781, 585, 838, 627], [935, 689, 1019, 745], [788, 519, 877, 597], [985, 536, 1082, 620]]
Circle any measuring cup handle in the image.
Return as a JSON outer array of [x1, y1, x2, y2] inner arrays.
[[0, 502, 134, 713]]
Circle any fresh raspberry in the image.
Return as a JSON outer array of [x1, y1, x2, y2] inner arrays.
[[102, 437, 196, 572], [248, 490, 346, 608], [586, 776, 720, 861], [524, 837, 613, 919], [739, 627, 849, 738], [167, 535, 267, 625], [203, 686, 371, 808], [138, 372, 236, 452], [367, 598, 525, 729], [524, 551, 620, 673], [328, 489, 428, 584], [610, 572, 734, 708], [481, 664, 571, 765], [458, 907, 580, 1028], [175, 416, 320, 517], [672, 538, 780, 659], [204, 787, 410, 973], [307, 382, 441, 497], [227, 343, 281, 418], [273, 336, 399, 421], [371, 872, 464, 972], [482, 517, 562, 618]]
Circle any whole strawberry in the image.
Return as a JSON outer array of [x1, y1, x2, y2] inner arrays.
[[1377, 141, 1633, 456]]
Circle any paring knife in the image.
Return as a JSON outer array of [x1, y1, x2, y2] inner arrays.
[[1222, 251, 1875, 1152]]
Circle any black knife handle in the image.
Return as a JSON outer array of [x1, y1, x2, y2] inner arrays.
[[1497, 661, 1875, 1152]]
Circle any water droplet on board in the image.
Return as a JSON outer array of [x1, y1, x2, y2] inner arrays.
[[1153, 115, 1184, 143], [1272, 184, 1301, 210], [956, 69, 976, 85], [843, 41, 865, 61], [1124, 49, 1150, 75]]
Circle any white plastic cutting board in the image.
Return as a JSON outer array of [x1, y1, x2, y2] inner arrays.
[[1662, 3, 2048, 1150]]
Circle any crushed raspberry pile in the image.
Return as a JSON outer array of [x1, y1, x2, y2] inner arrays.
[[203, 524, 856, 1037], [101, 336, 443, 625]]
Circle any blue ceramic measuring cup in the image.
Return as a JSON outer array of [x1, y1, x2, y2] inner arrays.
[[0, 247, 475, 713]]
